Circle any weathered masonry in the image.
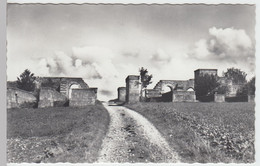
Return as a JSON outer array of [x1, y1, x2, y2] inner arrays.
[[117, 68, 254, 103], [38, 87, 67, 108], [153, 79, 195, 92], [125, 75, 140, 103], [7, 77, 98, 108], [214, 93, 225, 102], [117, 87, 126, 102], [194, 69, 251, 102], [146, 79, 196, 102], [122, 75, 196, 103], [37, 77, 89, 99], [7, 87, 37, 109], [69, 88, 97, 107]]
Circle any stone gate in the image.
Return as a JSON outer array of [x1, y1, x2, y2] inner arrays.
[[38, 77, 89, 99], [153, 79, 195, 93]]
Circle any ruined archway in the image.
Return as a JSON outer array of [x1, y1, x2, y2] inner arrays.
[[161, 85, 174, 102], [187, 87, 195, 91], [69, 84, 81, 99]]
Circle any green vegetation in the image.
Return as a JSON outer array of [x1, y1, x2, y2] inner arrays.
[[16, 69, 36, 92], [195, 73, 219, 100], [237, 76, 255, 97], [7, 103, 110, 163], [126, 102, 255, 163], [223, 68, 247, 84], [139, 67, 153, 101]]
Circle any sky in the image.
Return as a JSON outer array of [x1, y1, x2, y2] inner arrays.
[[7, 4, 255, 101]]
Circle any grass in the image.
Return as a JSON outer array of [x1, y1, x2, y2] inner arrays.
[[126, 102, 255, 163], [7, 103, 110, 163]]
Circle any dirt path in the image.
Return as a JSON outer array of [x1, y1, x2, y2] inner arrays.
[[97, 103, 179, 163]]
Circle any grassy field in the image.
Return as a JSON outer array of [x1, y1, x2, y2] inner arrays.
[[7, 103, 110, 163], [126, 102, 255, 163]]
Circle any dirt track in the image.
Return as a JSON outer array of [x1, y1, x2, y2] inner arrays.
[[97, 103, 179, 163]]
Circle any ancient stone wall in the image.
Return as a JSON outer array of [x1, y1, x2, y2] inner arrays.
[[69, 88, 97, 107], [172, 91, 196, 102], [214, 94, 225, 102], [7, 88, 37, 108], [194, 69, 218, 78], [126, 75, 140, 103], [154, 79, 194, 93], [38, 87, 67, 108], [117, 87, 126, 101], [145, 89, 162, 98], [60, 78, 89, 98], [38, 77, 89, 98]]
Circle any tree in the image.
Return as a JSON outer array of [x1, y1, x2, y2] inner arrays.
[[215, 85, 229, 95], [16, 69, 36, 92], [139, 67, 152, 100], [248, 77, 255, 95], [223, 68, 247, 84], [195, 73, 219, 100], [237, 76, 255, 96]]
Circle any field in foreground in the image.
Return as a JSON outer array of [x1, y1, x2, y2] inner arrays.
[[7, 103, 110, 163], [126, 102, 255, 163]]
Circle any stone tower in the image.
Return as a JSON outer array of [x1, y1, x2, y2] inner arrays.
[[125, 75, 140, 103], [117, 87, 126, 102]]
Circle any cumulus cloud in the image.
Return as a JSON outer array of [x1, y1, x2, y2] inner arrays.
[[37, 51, 102, 79], [189, 27, 254, 60], [37, 46, 120, 79], [36, 46, 122, 101], [188, 27, 255, 73], [150, 49, 172, 64]]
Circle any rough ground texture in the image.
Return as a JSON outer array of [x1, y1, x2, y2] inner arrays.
[[7, 105, 110, 163], [97, 103, 179, 163], [126, 102, 255, 163]]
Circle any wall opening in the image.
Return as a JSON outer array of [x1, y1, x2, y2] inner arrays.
[[15, 93, 18, 103], [161, 86, 173, 102], [69, 84, 80, 99], [187, 87, 194, 91]]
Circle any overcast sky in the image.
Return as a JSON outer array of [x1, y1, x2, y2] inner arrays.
[[7, 4, 255, 100]]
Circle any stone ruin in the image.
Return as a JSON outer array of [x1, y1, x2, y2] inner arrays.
[[117, 87, 126, 102], [117, 68, 254, 103], [125, 75, 140, 103], [7, 77, 98, 108], [118, 75, 196, 103]]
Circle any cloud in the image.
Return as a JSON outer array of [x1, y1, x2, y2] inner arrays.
[[35, 46, 124, 101], [188, 27, 255, 73], [37, 46, 121, 79], [37, 51, 102, 79], [150, 49, 172, 64], [122, 52, 139, 58], [189, 27, 254, 60]]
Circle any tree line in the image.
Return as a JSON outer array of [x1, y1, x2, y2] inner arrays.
[[195, 68, 255, 101], [15, 67, 255, 102]]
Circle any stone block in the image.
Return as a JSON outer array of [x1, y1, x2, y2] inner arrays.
[[214, 94, 225, 102], [125, 75, 140, 103], [69, 88, 97, 107], [172, 91, 196, 102], [7, 88, 37, 109], [38, 87, 67, 108], [117, 87, 126, 102]]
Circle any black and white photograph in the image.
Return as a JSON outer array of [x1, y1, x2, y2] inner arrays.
[[5, 0, 257, 164]]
